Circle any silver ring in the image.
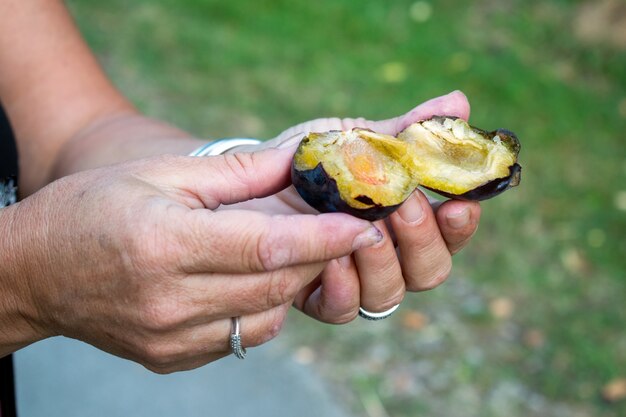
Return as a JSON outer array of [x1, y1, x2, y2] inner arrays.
[[358, 304, 400, 321], [188, 138, 262, 157], [230, 317, 247, 359]]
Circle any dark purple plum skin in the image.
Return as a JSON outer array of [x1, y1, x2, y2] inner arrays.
[[426, 163, 522, 201], [419, 122, 521, 201], [292, 120, 522, 220], [291, 163, 402, 221]]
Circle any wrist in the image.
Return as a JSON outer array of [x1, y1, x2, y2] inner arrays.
[[50, 113, 203, 182], [0, 202, 51, 355]]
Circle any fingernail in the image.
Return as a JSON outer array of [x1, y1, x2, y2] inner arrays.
[[352, 226, 383, 250], [446, 207, 470, 229], [277, 134, 304, 149], [397, 192, 424, 224]]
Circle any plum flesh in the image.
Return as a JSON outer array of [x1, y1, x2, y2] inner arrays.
[[291, 116, 521, 220]]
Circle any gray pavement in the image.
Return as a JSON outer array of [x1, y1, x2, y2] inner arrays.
[[14, 336, 353, 417]]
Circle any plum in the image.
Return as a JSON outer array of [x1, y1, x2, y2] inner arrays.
[[291, 116, 521, 221]]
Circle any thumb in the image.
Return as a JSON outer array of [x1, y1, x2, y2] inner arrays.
[[185, 139, 301, 208], [395, 90, 471, 132], [368, 90, 471, 135]]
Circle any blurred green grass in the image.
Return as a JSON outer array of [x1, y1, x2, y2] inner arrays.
[[67, 0, 626, 415]]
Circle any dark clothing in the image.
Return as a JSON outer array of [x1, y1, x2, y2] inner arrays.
[[0, 105, 18, 207], [0, 356, 16, 417], [0, 105, 18, 417]]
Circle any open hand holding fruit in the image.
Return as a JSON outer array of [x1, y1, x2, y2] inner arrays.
[[220, 91, 496, 323]]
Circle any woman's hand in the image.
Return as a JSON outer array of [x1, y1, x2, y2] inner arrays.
[[222, 91, 481, 323], [0, 145, 382, 372]]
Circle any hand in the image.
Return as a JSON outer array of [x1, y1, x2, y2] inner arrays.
[[222, 91, 481, 323], [1, 145, 382, 372]]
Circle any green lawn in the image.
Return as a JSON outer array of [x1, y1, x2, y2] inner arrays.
[[68, 0, 626, 415]]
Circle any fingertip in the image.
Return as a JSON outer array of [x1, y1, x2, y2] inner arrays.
[[446, 206, 471, 229], [436, 200, 480, 254], [447, 89, 470, 117], [262, 212, 379, 270], [352, 226, 384, 250], [317, 212, 383, 251], [398, 90, 472, 131], [444, 90, 471, 121], [396, 190, 426, 225], [275, 133, 304, 150], [437, 199, 479, 225]]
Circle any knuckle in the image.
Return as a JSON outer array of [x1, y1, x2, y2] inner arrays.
[[248, 310, 287, 347], [140, 297, 185, 332], [144, 362, 175, 375], [265, 270, 300, 307], [123, 215, 177, 274], [267, 311, 287, 341], [255, 224, 294, 271], [449, 236, 472, 255], [383, 290, 406, 310], [311, 280, 360, 324], [256, 240, 277, 272], [140, 340, 176, 370], [241, 309, 289, 348], [320, 309, 359, 325], [360, 291, 405, 317], [224, 152, 251, 176], [408, 258, 453, 292], [221, 152, 257, 198]]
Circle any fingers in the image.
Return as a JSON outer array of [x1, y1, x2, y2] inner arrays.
[[353, 220, 405, 312], [196, 146, 293, 208], [337, 90, 471, 135], [389, 189, 453, 292], [435, 199, 481, 254], [178, 210, 382, 274], [394, 90, 471, 132], [271, 91, 471, 143], [295, 196, 480, 324], [228, 133, 302, 154], [183, 262, 328, 320], [146, 144, 299, 210], [295, 221, 406, 323], [328, 91, 470, 135], [294, 256, 361, 324], [137, 303, 291, 374]]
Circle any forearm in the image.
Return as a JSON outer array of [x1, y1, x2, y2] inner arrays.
[[0, 203, 48, 357], [50, 113, 204, 180], [0, 0, 203, 194], [0, 0, 132, 194]]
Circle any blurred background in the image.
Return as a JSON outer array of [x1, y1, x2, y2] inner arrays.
[[58, 0, 625, 415]]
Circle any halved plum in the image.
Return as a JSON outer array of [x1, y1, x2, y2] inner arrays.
[[291, 116, 521, 220], [397, 116, 521, 200]]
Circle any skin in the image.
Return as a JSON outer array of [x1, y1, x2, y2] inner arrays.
[[227, 93, 480, 323], [0, 0, 480, 372], [0, 147, 383, 373]]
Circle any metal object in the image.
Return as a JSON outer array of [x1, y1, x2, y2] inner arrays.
[[230, 317, 247, 359], [188, 138, 262, 157], [358, 304, 400, 321]]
